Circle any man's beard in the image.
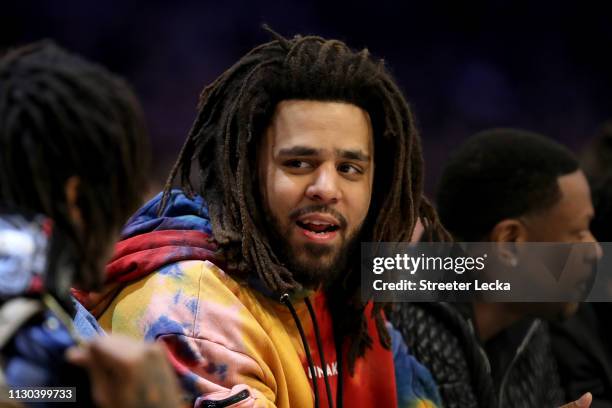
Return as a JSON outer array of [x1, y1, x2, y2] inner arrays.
[[281, 229, 360, 289], [265, 206, 361, 289]]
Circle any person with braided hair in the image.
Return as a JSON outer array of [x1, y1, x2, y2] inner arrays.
[[81, 27, 445, 407], [0, 42, 182, 407]]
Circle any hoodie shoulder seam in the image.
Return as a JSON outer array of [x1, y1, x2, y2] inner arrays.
[[191, 261, 205, 338]]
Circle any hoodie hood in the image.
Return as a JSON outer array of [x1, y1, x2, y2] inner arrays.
[[105, 189, 217, 284], [120, 189, 212, 240], [72, 190, 219, 314]]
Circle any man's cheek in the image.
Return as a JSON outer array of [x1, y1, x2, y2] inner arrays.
[[355, 203, 372, 227]]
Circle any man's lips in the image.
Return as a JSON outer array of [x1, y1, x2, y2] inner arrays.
[[297, 213, 340, 227], [287, 205, 348, 242], [294, 213, 341, 241], [299, 227, 338, 242], [289, 205, 347, 228]]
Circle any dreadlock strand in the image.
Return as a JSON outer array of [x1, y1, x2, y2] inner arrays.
[[420, 198, 452, 242], [315, 40, 344, 69], [373, 303, 391, 349], [373, 89, 409, 240], [384, 80, 421, 241], [345, 48, 370, 81], [261, 24, 291, 50]]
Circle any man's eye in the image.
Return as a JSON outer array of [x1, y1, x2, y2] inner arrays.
[[338, 163, 362, 174], [284, 160, 311, 169]]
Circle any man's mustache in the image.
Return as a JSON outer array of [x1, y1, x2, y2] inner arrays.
[[288, 205, 348, 230]]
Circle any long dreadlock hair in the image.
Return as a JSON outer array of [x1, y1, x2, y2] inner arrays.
[[162, 27, 450, 372], [0, 41, 150, 292]]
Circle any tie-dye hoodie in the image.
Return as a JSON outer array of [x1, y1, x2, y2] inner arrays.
[[74, 190, 440, 408]]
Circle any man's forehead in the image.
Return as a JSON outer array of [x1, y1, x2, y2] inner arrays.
[[267, 99, 374, 153], [557, 171, 592, 207], [545, 171, 593, 220]]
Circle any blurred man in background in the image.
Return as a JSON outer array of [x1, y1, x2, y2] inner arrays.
[[392, 128, 597, 408]]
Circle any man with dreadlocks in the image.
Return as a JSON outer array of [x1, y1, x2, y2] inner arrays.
[[81, 28, 444, 407], [0, 42, 182, 407]]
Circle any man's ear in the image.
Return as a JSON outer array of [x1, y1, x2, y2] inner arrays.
[[489, 219, 528, 243], [64, 175, 84, 230]]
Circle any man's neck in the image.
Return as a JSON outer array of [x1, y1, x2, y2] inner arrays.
[[472, 302, 523, 342]]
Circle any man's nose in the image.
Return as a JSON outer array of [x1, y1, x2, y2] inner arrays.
[[305, 164, 342, 204]]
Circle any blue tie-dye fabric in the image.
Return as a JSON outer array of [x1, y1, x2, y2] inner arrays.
[[120, 189, 211, 239], [72, 297, 105, 339], [388, 322, 442, 407]]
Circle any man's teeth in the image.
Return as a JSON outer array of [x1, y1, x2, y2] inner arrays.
[[307, 221, 331, 226]]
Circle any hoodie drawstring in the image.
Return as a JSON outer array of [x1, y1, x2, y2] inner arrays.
[[304, 296, 335, 408], [334, 329, 343, 408], [280, 293, 320, 408]]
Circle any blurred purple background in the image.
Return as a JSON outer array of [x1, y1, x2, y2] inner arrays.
[[3, 0, 611, 196]]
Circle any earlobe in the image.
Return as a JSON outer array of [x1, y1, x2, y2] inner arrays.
[[490, 219, 527, 268], [64, 175, 84, 230]]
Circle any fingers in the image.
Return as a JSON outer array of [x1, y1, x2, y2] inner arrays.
[[68, 334, 167, 372], [75, 334, 156, 362], [65, 345, 89, 366], [559, 392, 593, 408], [65, 335, 182, 408], [66, 340, 117, 407]]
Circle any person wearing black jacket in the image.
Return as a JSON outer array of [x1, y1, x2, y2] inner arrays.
[[391, 128, 597, 408], [392, 302, 564, 407]]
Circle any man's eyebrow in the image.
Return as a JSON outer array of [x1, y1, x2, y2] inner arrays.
[[337, 149, 371, 162], [277, 146, 320, 156], [276, 146, 371, 162]]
